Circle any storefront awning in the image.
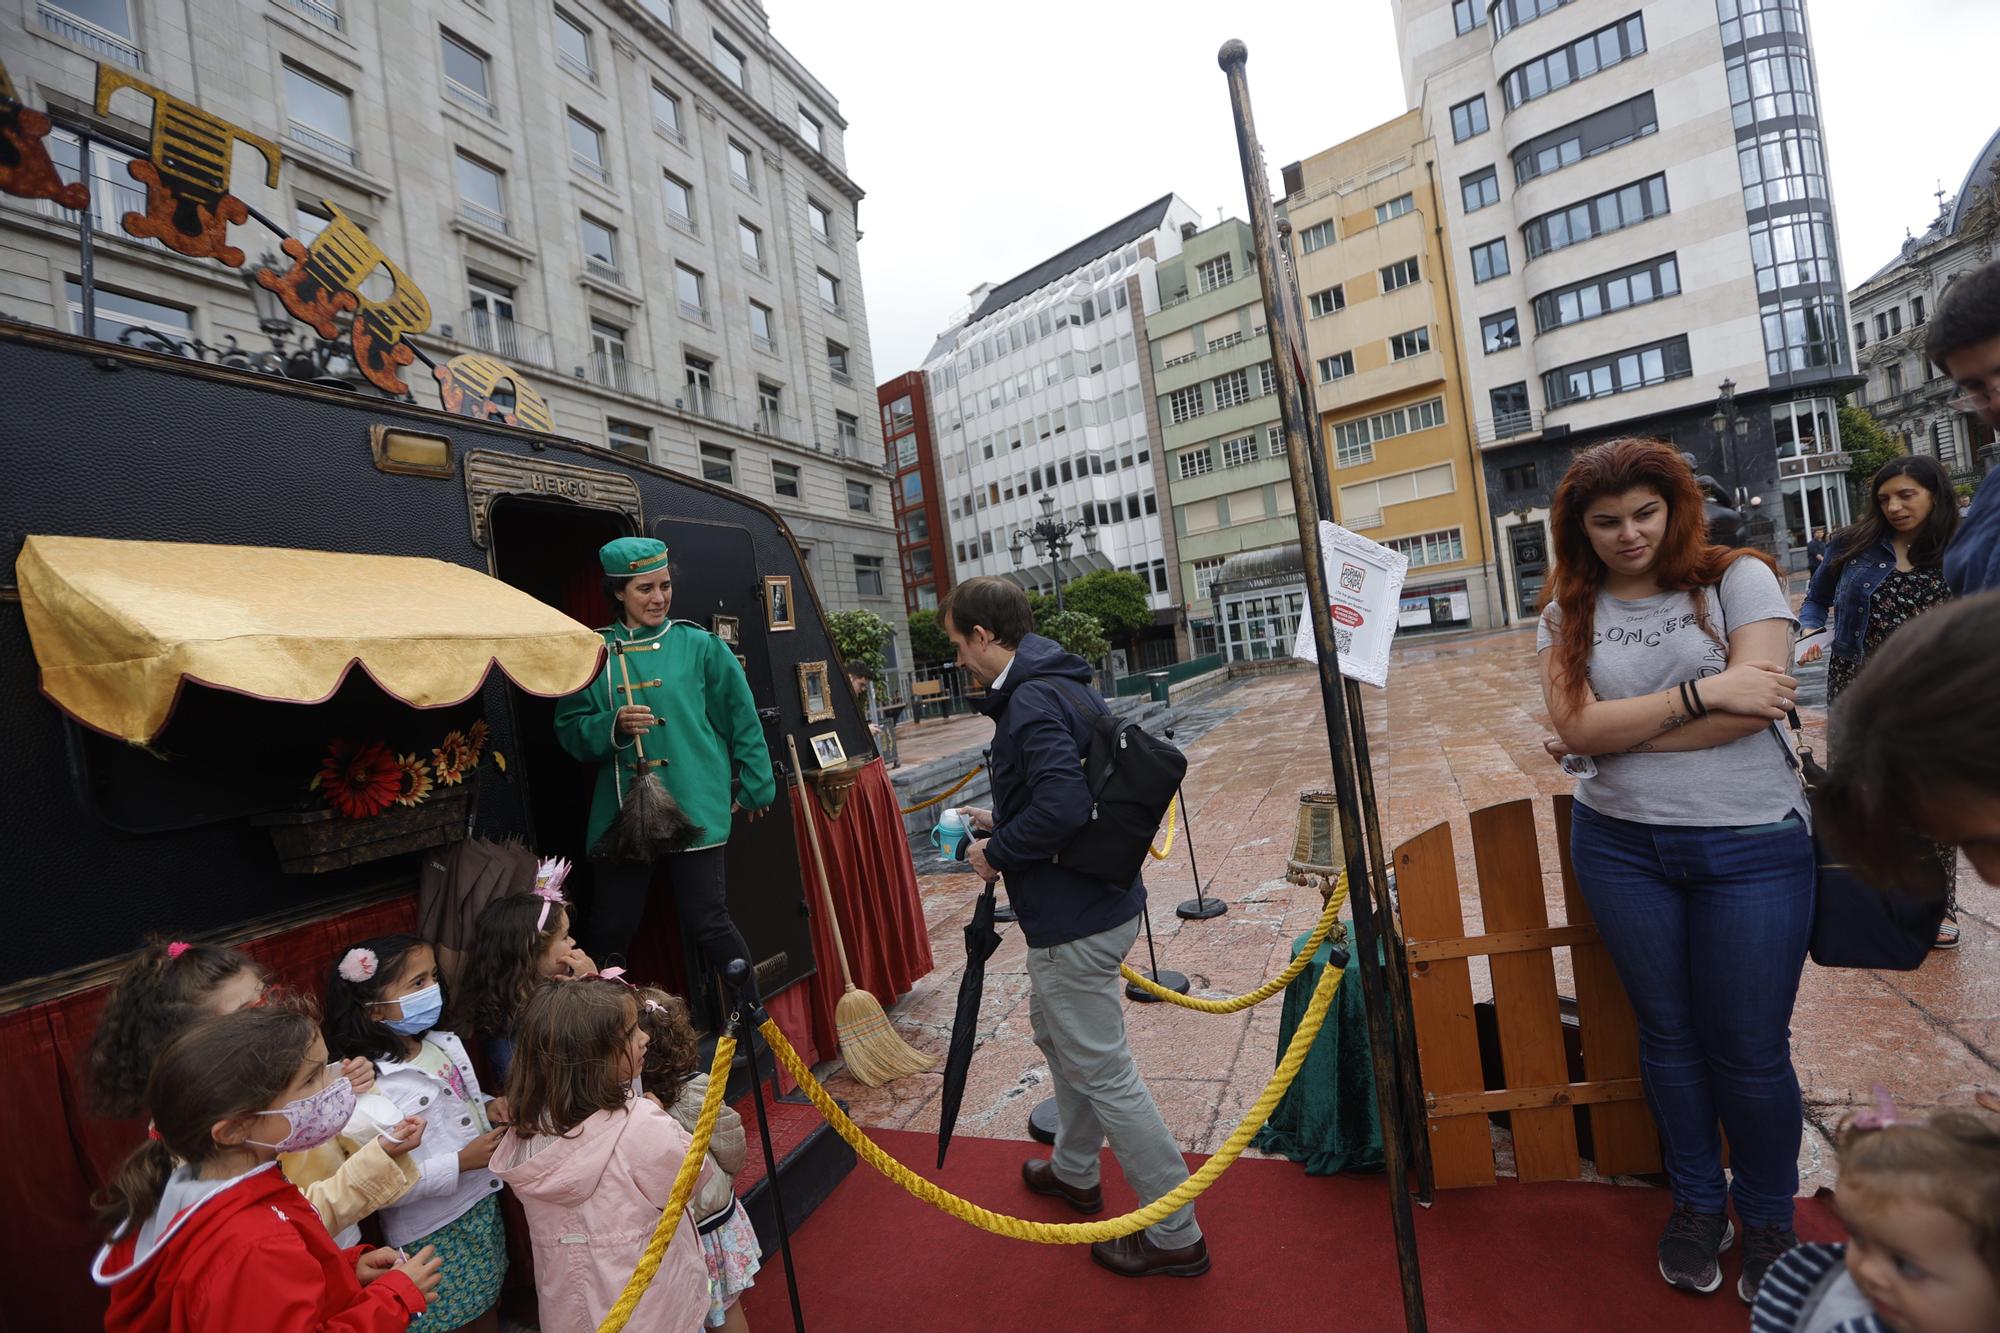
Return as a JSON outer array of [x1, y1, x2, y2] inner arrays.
[[16, 536, 606, 744]]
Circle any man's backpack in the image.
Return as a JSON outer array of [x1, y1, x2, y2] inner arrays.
[[1046, 681, 1187, 885]]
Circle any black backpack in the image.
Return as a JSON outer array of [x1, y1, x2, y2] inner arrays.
[[1044, 680, 1186, 885]]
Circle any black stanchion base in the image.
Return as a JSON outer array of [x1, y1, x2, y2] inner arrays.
[[1028, 1096, 1060, 1144], [1176, 896, 1227, 921], [993, 901, 1019, 924], [1125, 969, 1191, 1002]]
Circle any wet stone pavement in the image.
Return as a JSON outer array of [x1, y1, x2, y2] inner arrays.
[[827, 626, 1996, 1195]]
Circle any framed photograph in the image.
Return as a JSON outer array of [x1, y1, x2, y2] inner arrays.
[[733, 652, 749, 673], [1290, 519, 1410, 689], [809, 731, 847, 768], [712, 614, 739, 645], [797, 660, 834, 721], [764, 575, 795, 632]]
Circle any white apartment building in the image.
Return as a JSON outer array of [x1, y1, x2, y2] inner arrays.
[[921, 194, 1204, 662], [1397, 0, 1858, 617], [1, 0, 905, 653]]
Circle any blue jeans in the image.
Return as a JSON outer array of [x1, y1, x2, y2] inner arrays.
[[1568, 802, 1814, 1228]]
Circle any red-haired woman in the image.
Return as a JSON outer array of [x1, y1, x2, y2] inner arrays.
[[1537, 440, 1809, 1305]]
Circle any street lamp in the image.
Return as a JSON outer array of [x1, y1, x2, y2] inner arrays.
[[1710, 377, 1753, 508], [1009, 492, 1097, 612]]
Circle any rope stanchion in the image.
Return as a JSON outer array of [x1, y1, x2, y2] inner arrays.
[[1120, 871, 1349, 1013], [898, 761, 985, 815], [1147, 793, 1179, 861], [597, 1033, 737, 1333], [756, 933, 1347, 1245]]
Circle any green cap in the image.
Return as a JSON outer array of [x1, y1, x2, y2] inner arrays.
[[599, 537, 670, 577]]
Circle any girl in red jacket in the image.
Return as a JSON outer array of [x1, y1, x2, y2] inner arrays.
[[92, 1005, 443, 1331]]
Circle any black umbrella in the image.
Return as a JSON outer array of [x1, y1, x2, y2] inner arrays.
[[936, 877, 1004, 1168]]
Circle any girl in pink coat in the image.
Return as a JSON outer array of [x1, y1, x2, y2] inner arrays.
[[492, 977, 714, 1333]]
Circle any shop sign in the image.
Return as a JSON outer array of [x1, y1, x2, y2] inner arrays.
[[1290, 520, 1410, 688]]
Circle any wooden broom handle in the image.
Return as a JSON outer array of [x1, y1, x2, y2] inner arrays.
[[613, 640, 650, 765], [785, 733, 857, 990]]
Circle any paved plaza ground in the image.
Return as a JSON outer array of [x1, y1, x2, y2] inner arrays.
[[825, 621, 1998, 1198]]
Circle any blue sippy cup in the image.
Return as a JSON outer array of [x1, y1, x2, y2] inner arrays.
[[930, 807, 974, 861]]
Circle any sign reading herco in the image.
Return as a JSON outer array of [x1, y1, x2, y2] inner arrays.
[[463, 451, 643, 548]]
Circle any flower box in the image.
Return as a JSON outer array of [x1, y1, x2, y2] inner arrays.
[[254, 785, 473, 874]]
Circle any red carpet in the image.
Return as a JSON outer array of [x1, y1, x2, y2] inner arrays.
[[742, 1129, 1842, 1332]]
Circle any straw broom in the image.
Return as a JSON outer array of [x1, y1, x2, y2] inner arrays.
[[786, 733, 934, 1086], [594, 640, 699, 861]]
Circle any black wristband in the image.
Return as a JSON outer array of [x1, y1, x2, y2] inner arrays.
[[1677, 680, 1697, 720], [1688, 678, 1709, 718]]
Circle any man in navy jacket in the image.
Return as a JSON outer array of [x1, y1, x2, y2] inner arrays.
[[1930, 260, 2000, 596], [946, 576, 1208, 1279]]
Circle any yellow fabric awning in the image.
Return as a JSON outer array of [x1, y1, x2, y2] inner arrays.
[[16, 535, 606, 744]]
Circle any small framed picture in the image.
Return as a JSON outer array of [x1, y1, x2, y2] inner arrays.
[[734, 652, 749, 673], [764, 575, 795, 632], [797, 660, 834, 721], [809, 731, 847, 767], [712, 614, 739, 645]]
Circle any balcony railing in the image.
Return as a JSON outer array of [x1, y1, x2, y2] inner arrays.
[[556, 48, 596, 82], [678, 384, 739, 426], [753, 409, 803, 444], [38, 2, 143, 68], [1478, 407, 1542, 444], [572, 154, 610, 185], [458, 198, 509, 235], [287, 121, 356, 166], [584, 255, 623, 286], [444, 80, 495, 118], [36, 165, 161, 252], [586, 352, 651, 398], [463, 310, 552, 369], [278, 0, 341, 30]]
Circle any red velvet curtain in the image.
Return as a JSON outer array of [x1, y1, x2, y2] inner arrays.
[[0, 895, 418, 1333]]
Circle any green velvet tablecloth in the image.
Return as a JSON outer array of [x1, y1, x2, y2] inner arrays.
[[1250, 925, 1385, 1174]]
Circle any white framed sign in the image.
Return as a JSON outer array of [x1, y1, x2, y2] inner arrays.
[[1290, 520, 1410, 688]]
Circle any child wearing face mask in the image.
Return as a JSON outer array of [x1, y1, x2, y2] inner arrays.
[[325, 935, 507, 1333], [453, 865, 598, 1084], [1751, 1091, 2000, 1333], [92, 1005, 443, 1331], [492, 977, 714, 1333], [86, 937, 426, 1244]]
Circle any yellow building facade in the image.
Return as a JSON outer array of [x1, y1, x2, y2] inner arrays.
[[1283, 111, 1501, 631]]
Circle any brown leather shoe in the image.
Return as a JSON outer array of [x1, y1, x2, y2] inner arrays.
[[1090, 1232, 1211, 1278], [1021, 1159, 1103, 1214]]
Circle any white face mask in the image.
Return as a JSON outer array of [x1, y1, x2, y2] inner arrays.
[[629, 1073, 645, 1101]]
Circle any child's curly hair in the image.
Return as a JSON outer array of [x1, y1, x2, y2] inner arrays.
[[323, 934, 439, 1064], [634, 986, 700, 1109], [1838, 1101, 2000, 1277], [454, 893, 568, 1040], [87, 938, 268, 1118]]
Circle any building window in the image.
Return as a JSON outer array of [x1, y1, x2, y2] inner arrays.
[[1258, 361, 1277, 396], [1542, 335, 1693, 407], [1501, 13, 1647, 111], [682, 355, 716, 414], [589, 319, 629, 390], [662, 172, 695, 230], [728, 140, 754, 190], [567, 111, 607, 182], [1178, 447, 1214, 479], [700, 442, 735, 486], [1197, 254, 1235, 292], [455, 153, 508, 232], [651, 83, 682, 137], [1493, 0, 1574, 38], [637, 0, 674, 28], [808, 198, 832, 241], [1298, 220, 1335, 253], [1386, 528, 1465, 568], [674, 264, 705, 319], [1471, 238, 1510, 283], [1481, 310, 1520, 354], [1534, 254, 1680, 332], [1375, 193, 1415, 224], [66, 279, 190, 344], [1876, 308, 1903, 339], [1339, 462, 1456, 522], [1912, 295, 1926, 325], [754, 381, 782, 434], [1221, 433, 1260, 468], [738, 219, 763, 266], [42, 0, 139, 57], [1389, 327, 1431, 361], [1736, 127, 1828, 211], [606, 419, 650, 460], [1523, 173, 1670, 260], [846, 479, 872, 512], [837, 411, 860, 454], [1381, 256, 1420, 292], [1501, 460, 1537, 491], [1308, 285, 1345, 317], [441, 31, 494, 116], [580, 216, 618, 281], [713, 33, 747, 88], [282, 64, 355, 165], [1491, 383, 1533, 438], [554, 9, 594, 79], [1853, 321, 1867, 350], [1193, 557, 1227, 600], [1886, 362, 1904, 397], [1450, 94, 1489, 142], [1169, 385, 1205, 424], [771, 460, 801, 498], [1461, 166, 1500, 213], [1208, 330, 1246, 353], [749, 300, 774, 351], [853, 555, 885, 597], [1331, 398, 1446, 468], [798, 109, 823, 153], [1512, 92, 1657, 186], [827, 340, 850, 378], [817, 270, 841, 309], [1318, 351, 1354, 383], [1724, 45, 1817, 129], [1214, 368, 1250, 409]]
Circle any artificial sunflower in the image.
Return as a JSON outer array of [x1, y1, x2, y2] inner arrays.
[[319, 739, 401, 820], [465, 719, 489, 767], [431, 730, 471, 786], [393, 752, 433, 807]]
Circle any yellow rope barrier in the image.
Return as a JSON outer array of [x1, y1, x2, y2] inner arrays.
[[898, 762, 986, 815], [1119, 871, 1349, 1013], [757, 938, 1345, 1244], [597, 1034, 738, 1333], [1147, 793, 1179, 860]]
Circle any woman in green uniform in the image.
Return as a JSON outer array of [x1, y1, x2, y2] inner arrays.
[[554, 537, 776, 970]]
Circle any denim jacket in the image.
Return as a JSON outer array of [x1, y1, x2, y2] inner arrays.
[[1798, 534, 1898, 661]]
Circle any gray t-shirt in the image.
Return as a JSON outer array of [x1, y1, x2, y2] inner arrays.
[[1537, 557, 1804, 827]]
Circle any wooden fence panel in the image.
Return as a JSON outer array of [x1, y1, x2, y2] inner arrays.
[[1393, 822, 1493, 1188]]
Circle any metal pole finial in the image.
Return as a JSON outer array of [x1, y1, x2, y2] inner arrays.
[[1217, 39, 1248, 71]]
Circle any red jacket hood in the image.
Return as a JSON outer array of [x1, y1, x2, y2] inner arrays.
[[95, 1164, 296, 1321]]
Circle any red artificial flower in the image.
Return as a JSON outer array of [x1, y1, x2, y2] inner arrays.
[[319, 739, 402, 820]]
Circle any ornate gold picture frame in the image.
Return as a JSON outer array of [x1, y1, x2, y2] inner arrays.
[[797, 660, 834, 721]]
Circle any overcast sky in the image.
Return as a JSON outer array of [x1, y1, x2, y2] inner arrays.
[[772, 0, 1997, 378]]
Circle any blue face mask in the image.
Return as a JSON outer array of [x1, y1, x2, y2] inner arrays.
[[377, 982, 443, 1036]]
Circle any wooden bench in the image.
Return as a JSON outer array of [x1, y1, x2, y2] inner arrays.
[[910, 679, 947, 723]]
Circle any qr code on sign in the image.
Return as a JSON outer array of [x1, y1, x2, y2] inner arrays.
[[1338, 563, 1366, 595], [1334, 628, 1354, 655]]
